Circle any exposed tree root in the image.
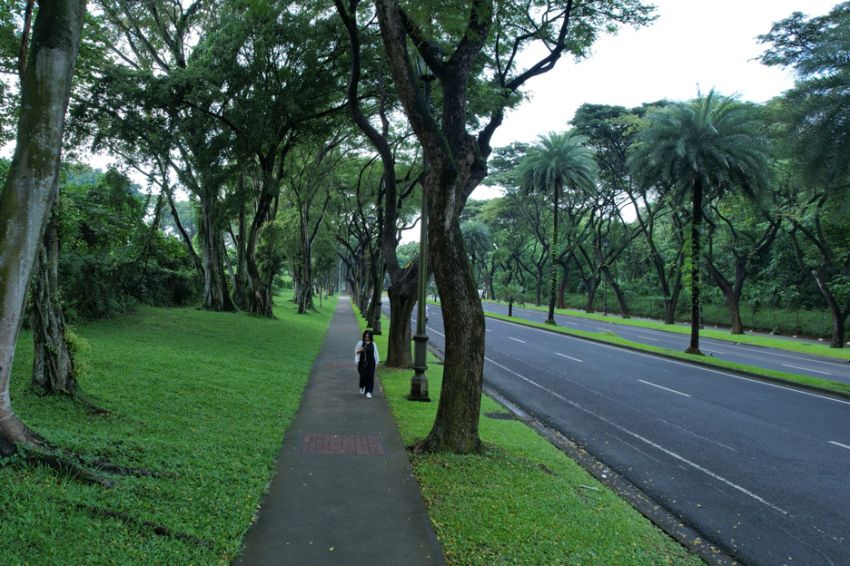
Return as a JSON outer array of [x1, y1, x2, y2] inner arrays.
[[75, 392, 112, 416], [89, 459, 166, 478], [23, 450, 114, 488], [74, 502, 214, 547], [3, 441, 164, 486]]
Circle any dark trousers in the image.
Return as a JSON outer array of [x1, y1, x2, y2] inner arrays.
[[359, 365, 375, 394]]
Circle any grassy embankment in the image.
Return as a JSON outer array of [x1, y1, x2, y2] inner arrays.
[[487, 299, 850, 360], [1, 294, 335, 565], [486, 306, 850, 397], [361, 312, 702, 566], [464, 300, 850, 397]]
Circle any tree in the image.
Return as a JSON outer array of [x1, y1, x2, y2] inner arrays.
[[374, 0, 653, 452], [81, 0, 237, 312], [629, 92, 770, 354], [335, 0, 424, 366], [759, 2, 850, 187], [704, 195, 780, 335], [0, 0, 86, 455], [519, 131, 597, 324]]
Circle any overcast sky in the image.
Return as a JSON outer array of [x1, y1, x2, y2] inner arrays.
[[471, 0, 838, 200]]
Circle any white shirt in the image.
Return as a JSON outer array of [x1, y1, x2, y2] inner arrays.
[[354, 340, 380, 365]]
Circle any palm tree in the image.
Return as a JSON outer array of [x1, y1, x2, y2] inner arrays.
[[519, 131, 597, 324], [629, 91, 770, 354]]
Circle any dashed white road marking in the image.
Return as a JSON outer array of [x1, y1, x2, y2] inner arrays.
[[635, 334, 661, 342], [782, 364, 832, 376], [755, 349, 849, 367], [509, 337, 526, 344], [483, 356, 788, 515], [638, 379, 691, 397], [556, 353, 583, 363], [829, 441, 850, 451], [482, 315, 850, 406]]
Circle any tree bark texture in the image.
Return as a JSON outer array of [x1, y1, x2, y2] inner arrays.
[[706, 258, 744, 335], [30, 207, 76, 395], [547, 183, 559, 324], [687, 179, 703, 355], [0, 0, 85, 455], [199, 198, 236, 311], [602, 265, 630, 318], [375, 0, 489, 453], [424, 205, 484, 453], [245, 179, 276, 317], [385, 267, 417, 367]]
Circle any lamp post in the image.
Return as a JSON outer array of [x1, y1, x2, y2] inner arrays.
[[409, 53, 433, 402]]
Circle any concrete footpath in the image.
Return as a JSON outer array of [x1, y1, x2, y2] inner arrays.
[[234, 296, 446, 566]]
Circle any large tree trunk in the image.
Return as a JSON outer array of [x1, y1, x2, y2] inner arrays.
[[245, 187, 276, 317], [422, 205, 484, 454], [706, 257, 744, 334], [687, 180, 703, 355], [557, 260, 568, 309], [0, 0, 85, 456], [30, 207, 76, 395], [385, 266, 418, 367], [603, 266, 630, 319], [366, 265, 384, 334], [584, 278, 599, 313], [809, 267, 848, 349], [199, 198, 235, 311]]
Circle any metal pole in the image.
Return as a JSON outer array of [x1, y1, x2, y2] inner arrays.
[[409, 192, 430, 401], [409, 60, 431, 402]]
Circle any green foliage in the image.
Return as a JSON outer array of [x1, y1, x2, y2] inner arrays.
[[629, 91, 770, 202], [396, 241, 420, 267], [759, 2, 850, 187], [2, 293, 336, 564], [58, 166, 199, 320], [257, 220, 287, 284], [519, 131, 598, 201]]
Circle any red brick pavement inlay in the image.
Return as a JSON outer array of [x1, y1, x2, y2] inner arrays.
[[301, 433, 385, 456]]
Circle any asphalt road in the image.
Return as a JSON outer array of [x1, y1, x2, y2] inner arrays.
[[407, 304, 850, 566], [479, 301, 850, 385]]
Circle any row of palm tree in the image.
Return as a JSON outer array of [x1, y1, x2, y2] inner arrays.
[[519, 90, 769, 355]]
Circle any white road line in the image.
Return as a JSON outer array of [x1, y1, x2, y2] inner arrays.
[[556, 353, 583, 363], [829, 441, 850, 451], [638, 379, 692, 397], [484, 316, 850, 407], [781, 364, 832, 376], [483, 356, 788, 515], [635, 334, 661, 342], [702, 348, 726, 355], [755, 349, 849, 367], [657, 418, 739, 452], [509, 337, 527, 344]]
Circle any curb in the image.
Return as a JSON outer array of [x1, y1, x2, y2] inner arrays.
[[483, 311, 850, 402]]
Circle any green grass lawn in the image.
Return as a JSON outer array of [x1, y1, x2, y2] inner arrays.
[[363, 314, 701, 566], [479, 299, 850, 362], [1, 294, 335, 565]]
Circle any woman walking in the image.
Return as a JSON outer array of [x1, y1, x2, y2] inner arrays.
[[354, 329, 379, 398]]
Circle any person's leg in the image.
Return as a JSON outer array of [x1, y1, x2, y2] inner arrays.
[[358, 367, 366, 394], [365, 367, 375, 398]]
